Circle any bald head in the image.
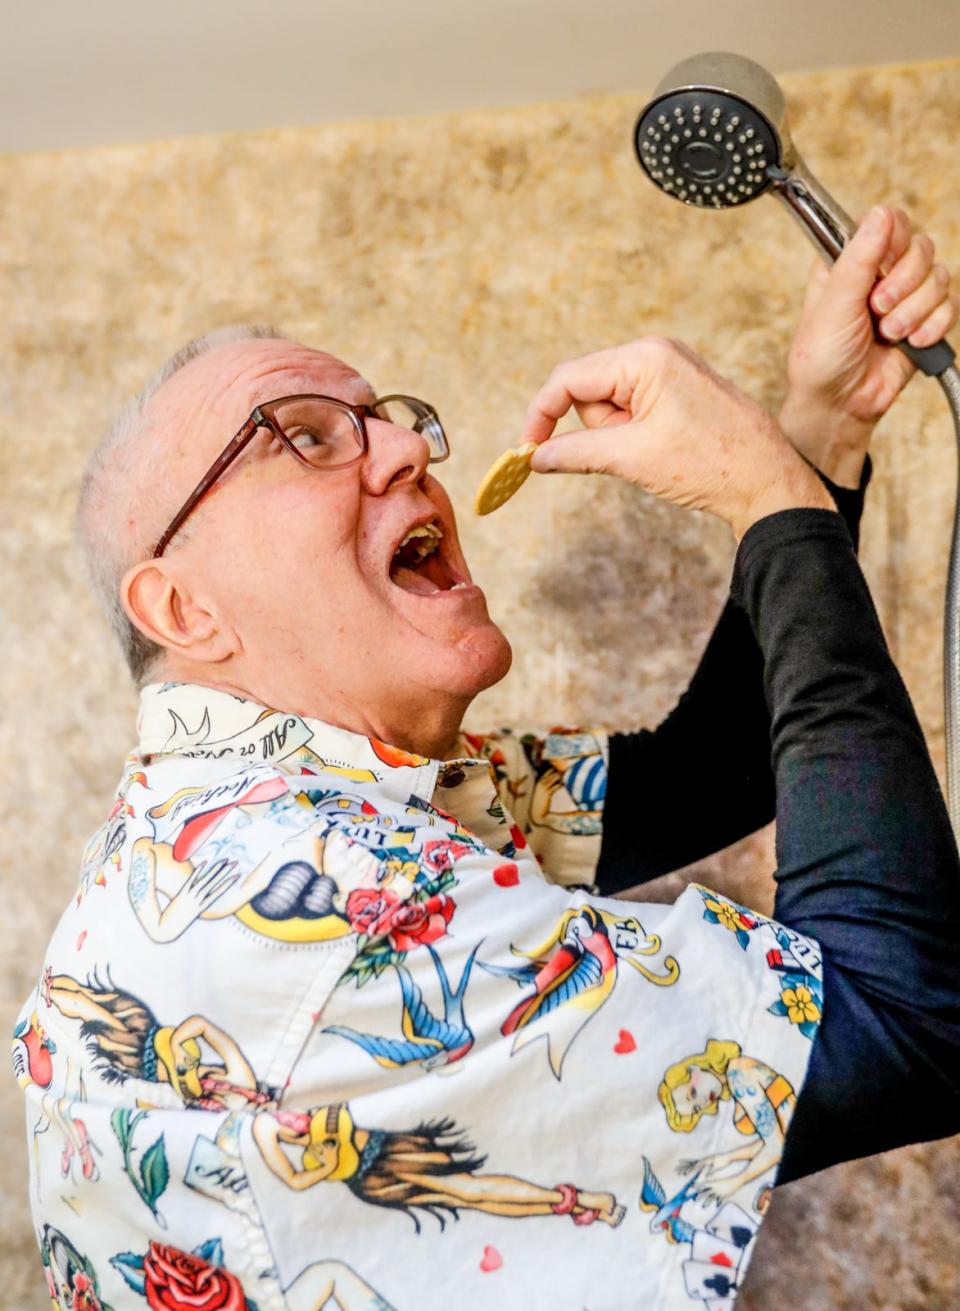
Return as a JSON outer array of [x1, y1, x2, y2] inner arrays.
[[77, 324, 286, 682]]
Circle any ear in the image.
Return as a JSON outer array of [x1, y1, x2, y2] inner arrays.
[[121, 558, 240, 665]]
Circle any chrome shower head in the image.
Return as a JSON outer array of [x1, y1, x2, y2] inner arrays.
[[634, 50, 856, 255], [633, 50, 955, 377], [634, 51, 789, 209]]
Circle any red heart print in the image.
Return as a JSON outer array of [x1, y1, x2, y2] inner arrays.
[[479, 1245, 503, 1273], [613, 1028, 636, 1054], [493, 863, 519, 887]]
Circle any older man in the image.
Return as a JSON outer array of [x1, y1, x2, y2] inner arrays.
[[14, 206, 960, 1311]]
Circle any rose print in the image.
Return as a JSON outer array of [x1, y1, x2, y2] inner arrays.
[[386, 894, 455, 952], [344, 887, 456, 952], [110, 1240, 252, 1311], [143, 1243, 246, 1311]]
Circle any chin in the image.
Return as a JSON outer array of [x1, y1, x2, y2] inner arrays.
[[442, 622, 513, 698]]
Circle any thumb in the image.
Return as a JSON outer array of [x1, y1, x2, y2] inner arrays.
[[817, 205, 893, 314], [530, 425, 623, 475], [799, 255, 832, 316]]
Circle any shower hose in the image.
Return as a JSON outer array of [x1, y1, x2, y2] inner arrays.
[[939, 365, 960, 840]]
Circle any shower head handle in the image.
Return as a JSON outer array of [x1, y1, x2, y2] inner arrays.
[[766, 153, 855, 261], [765, 157, 955, 374], [767, 155, 954, 375]]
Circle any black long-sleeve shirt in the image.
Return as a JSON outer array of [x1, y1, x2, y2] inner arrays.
[[596, 456, 960, 1183]]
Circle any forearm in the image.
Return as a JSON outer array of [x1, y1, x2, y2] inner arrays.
[[730, 509, 960, 1180], [596, 458, 873, 894]]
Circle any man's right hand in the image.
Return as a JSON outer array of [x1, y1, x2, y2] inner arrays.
[[521, 337, 835, 541]]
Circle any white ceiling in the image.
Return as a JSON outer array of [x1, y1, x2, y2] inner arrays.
[[3, 0, 960, 155]]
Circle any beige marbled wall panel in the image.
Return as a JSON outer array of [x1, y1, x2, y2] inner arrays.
[[2, 58, 959, 1310]]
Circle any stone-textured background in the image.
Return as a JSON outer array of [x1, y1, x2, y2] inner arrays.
[[2, 58, 959, 1310]]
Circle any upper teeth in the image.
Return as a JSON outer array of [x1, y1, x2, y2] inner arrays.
[[395, 522, 443, 559]]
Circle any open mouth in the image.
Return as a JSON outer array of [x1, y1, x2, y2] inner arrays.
[[388, 519, 472, 596]]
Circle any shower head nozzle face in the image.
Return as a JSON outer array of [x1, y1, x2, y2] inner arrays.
[[634, 89, 780, 209]]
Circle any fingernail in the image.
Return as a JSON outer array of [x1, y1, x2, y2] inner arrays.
[[883, 317, 903, 339], [864, 205, 887, 234], [874, 290, 893, 313]]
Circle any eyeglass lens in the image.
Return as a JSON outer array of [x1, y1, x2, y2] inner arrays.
[[269, 398, 364, 468], [372, 397, 448, 462], [270, 396, 448, 466]]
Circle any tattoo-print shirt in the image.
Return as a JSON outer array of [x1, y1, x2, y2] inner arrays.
[[13, 682, 823, 1311]]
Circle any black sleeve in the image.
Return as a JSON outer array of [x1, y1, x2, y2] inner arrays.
[[596, 458, 874, 894], [728, 507, 960, 1181]]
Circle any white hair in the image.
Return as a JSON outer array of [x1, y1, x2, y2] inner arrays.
[[76, 324, 287, 684]]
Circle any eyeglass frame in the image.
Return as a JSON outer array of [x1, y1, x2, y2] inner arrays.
[[151, 392, 450, 558]]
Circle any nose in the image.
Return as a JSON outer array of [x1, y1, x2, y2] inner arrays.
[[361, 417, 431, 495]]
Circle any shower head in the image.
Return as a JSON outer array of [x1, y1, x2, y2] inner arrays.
[[634, 51, 789, 210], [633, 50, 955, 377], [633, 52, 858, 274]]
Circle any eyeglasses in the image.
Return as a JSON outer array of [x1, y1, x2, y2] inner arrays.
[[152, 392, 449, 557]]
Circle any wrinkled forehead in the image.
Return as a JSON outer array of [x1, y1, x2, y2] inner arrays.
[[146, 338, 376, 463]]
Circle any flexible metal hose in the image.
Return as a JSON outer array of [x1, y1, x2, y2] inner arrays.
[[939, 364, 960, 841]]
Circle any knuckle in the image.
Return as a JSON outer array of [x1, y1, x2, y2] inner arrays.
[[915, 232, 935, 260], [637, 335, 676, 366], [641, 334, 674, 354], [933, 263, 952, 289]]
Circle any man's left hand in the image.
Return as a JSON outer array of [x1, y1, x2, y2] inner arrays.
[[779, 204, 957, 487]]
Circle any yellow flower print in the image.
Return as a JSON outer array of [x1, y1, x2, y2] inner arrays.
[[698, 887, 760, 950], [381, 859, 422, 887], [703, 897, 745, 935], [781, 984, 821, 1026]]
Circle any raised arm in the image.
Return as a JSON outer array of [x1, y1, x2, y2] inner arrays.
[[596, 205, 956, 894], [596, 460, 870, 892]]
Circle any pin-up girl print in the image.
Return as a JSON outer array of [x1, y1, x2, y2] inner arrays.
[[128, 776, 471, 946], [527, 731, 607, 837], [11, 1015, 100, 1190], [127, 772, 361, 945], [657, 1038, 796, 1209], [37, 1075, 102, 1187], [43, 970, 274, 1112], [282, 1260, 396, 1311], [252, 1104, 625, 1231]]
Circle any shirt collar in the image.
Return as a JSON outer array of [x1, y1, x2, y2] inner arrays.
[[136, 682, 489, 803]]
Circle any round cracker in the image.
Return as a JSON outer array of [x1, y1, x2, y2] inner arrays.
[[474, 442, 538, 515]]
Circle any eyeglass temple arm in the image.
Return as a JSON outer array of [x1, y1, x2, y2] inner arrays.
[[152, 417, 262, 558]]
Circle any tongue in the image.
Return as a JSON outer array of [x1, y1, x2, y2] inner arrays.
[[391, 565, 442, 595]]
